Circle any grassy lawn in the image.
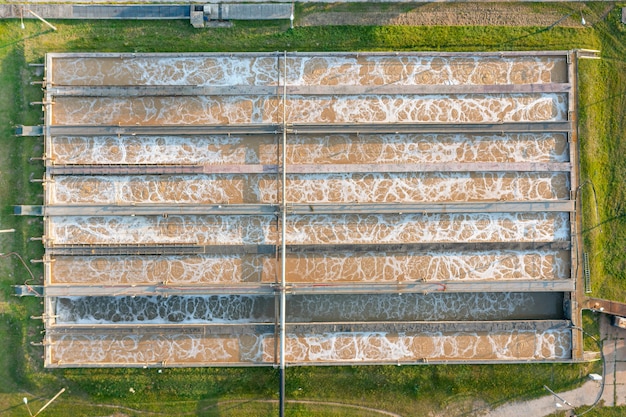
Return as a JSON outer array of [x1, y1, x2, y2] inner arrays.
[[572, 408, 626, 417], [554, 405, 626, 417], [577, 5, 626, 301], [0, 2, 622, 416]]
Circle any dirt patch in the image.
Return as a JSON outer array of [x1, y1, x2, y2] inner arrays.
[[300, 3, 587, 27]]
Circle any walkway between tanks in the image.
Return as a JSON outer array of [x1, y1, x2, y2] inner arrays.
[[481, 313, 626, 417]]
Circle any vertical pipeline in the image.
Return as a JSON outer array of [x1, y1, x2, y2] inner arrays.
[[279, 50, 288, 417]]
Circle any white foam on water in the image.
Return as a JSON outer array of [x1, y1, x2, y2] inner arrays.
[[55, 295, 275, 325], [52, 56, 279, 86], [52, 94, 567, 126], [51, 133, 568, 165], [285, 292, 560, 322], [52, 55, 562, 87], [51, 174, 261, 205], [282, 328, 571, 362], [50, 254, 274, 285], [50, 333, 244, 365], [52, 96, 275, 125], [284, 55, 562, 86], [49, 215, 276, 245], [50, 171, 568, 205], [286, 93, 567, 124], [288, 133, 569, 164], [284, 250, 569, 282], [49, 249, 566, 285], [51, 135, 277, 165], [48, 327, 571, 365], [54, 292, 561, 325], [48, 212, 569, 245], [278, 172, 569, 203], [286, 213, 570, 245]]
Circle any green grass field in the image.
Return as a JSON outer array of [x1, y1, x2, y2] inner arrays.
[[577, 6, 626, 302], [0, 2, 624, 416]]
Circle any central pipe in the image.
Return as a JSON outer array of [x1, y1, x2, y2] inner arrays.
[[279, 50, 288, 417]]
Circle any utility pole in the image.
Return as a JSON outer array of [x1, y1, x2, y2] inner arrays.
[[543, 385, 573, 407], [23, 7, 57, 31], [23, 388, 66, 417]]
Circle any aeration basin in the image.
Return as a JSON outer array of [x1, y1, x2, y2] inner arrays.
[[39, 51, 582, 367]]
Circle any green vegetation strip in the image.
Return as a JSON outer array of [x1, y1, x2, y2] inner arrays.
[[0, 2, 622, 416], [577, 7, 626, 302]]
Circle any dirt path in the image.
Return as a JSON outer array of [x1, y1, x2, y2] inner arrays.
[[299, 3, 605, 27], [202, 399, 404, 416]]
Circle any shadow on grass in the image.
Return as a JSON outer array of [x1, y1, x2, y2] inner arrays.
[[501, 12, 580, 44], [0, 314, 29, 393], [197, 398, 268, 416], [0, 403, 25, 415], [582, 213, 626, 235], [0, 28, 54, 51]]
